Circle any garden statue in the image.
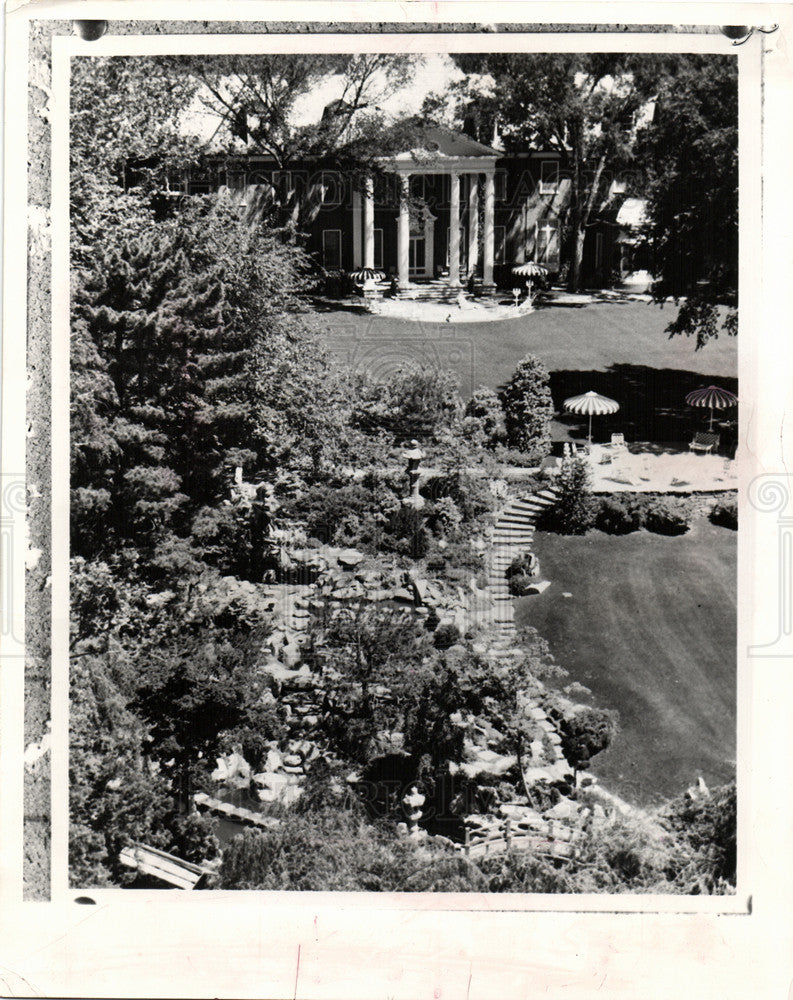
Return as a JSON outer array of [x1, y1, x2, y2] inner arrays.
[[505, 549, 542, 597], [526, 550, 540, 578], [402, 786, 426, 838], [402, 439, 425, 509]]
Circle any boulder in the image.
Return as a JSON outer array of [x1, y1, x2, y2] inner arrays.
[[545, 798, 577, 821], [264, 749, 283, 772], [337, 548, 364, 569], [260, 771, 289, 792], [280, 643, 301, 668], [392, 587, 415, 604]]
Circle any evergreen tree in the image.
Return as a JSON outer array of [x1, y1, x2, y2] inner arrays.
[[539, 454, 598, 534], [499, 355, 554, 460]]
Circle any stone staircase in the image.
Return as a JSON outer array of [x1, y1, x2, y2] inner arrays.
[[487, 486, 559, 640], [484, 485, 573, 785], [395, 280, 472, 304]]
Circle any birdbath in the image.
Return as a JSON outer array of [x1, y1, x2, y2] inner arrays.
[[402, 439, 425, 509], [512, 287, 521, 308]]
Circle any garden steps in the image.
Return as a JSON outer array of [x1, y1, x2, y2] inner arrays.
[[486, 485, 558, 645]]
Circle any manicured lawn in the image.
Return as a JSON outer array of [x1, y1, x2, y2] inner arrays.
[[516, 518, 736, 806], [309, 298, 738, 447]]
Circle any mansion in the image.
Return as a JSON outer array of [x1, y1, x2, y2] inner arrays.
[[185, 126, 648, 293]]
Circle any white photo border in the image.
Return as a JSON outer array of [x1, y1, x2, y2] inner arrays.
[[3, 5, 792, 997]]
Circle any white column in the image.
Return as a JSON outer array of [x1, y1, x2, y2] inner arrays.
[[397, 173, 410, 289], [467, 174, 479, 279], [363, 175, 375, 269], [448, 171, 461, 286], [423, 210, 435, 278], [483, 170, 495, 288], [352, 189, 362, 267]]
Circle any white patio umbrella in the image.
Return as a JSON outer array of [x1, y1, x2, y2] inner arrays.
[[684, 385, 738, 430], [563, 390, 620, 444]]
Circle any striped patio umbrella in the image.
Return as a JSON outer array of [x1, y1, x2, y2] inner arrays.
[[685, 385, 738, 430], [563, 390, 620, 444], [349, 267, 386, 285], [512, 261, 548, 295], [512, 261, 548, 279]]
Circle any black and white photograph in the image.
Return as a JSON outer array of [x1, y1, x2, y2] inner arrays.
[[3, 6, 793, 998], [67, 41, 740, 895]]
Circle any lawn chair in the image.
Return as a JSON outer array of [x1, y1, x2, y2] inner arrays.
[[689, 431, 720, 455], [610, 433, 626, 449]]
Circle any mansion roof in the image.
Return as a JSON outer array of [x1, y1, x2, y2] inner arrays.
[[412, 127, 501, 159]]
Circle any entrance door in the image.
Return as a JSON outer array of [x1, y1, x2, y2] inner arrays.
[[409, 235, 426, 275]]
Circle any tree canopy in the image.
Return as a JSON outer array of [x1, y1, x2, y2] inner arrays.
[[432, 53, 660, 291], [636, 54, 738, 347]]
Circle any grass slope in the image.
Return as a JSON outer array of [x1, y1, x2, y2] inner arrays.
[[517, 518, 736, 806]]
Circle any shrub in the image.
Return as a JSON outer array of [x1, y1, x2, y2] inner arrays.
[[323, 269, 355, 298], [433, 624, 461, 650], [352, 363, 461, 444], [168, 812, 220, 866], [557, 707, 619, 778], [595, 496, 643, 535], [507, 573, 535, 597], [537, 455, 597, 534], [710, 496, 737, 530], [499, 355, 554, 461], [643, 497, 691, 536], [464, 386, 506, 448], [663, 780, 736, 891], [505, 551, 540, 596], [493, 444, 547, 469], [282, 480, 400, 551], [386, 504, 430, 559], [421, 470, 496, 524], [427, 495, 463, 537]]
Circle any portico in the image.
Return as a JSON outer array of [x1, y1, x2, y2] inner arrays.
[[353, 128, 500, 294]]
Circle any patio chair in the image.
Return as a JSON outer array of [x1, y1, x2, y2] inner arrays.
[[610, 433, 626, 449], [689, 431, 720, 455]]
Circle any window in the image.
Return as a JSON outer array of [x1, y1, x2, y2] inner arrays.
[[494, 171, 508, 202], [539, 160, 560, 195], [494, 225, 506, 265], [322, 230, 342, 269], [374, 228, 384, 269]]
